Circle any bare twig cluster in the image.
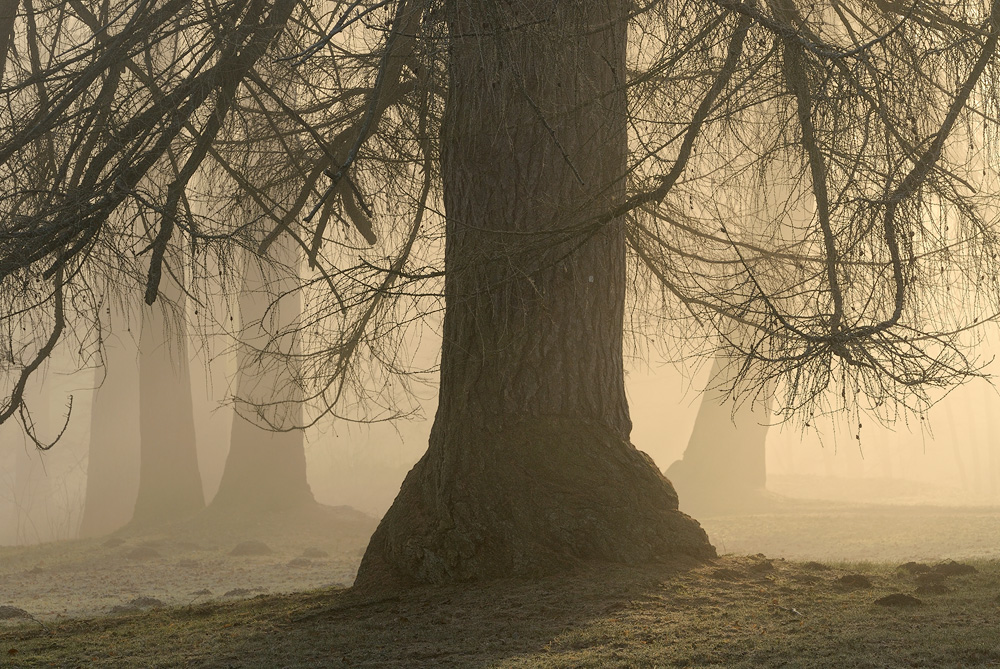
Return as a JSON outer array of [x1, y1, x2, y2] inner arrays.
[[3, 0, 1000, 439]]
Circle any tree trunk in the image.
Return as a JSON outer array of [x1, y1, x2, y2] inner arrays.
[[79, 313, 141, 537], [130, 275, 205, 526], [208, 238, 313, 513], [12, 403, 50, 544], [356, 0, 713, 588], [666, 353, 772, 515], [665, 147, 805, 515]]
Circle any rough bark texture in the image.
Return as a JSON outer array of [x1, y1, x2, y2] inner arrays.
[[130, 277, 206, 526], [666, 354, 771, 515], [356, 0, 713, 589], [209, 240, 313, 513]]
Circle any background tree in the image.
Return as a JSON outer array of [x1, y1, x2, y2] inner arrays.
[[78, 307, 140, 537], [3, 0, 1000, 586], [666, 153, 812, 514], [80, 243, 310, 533], [80, 272, 205, 533], [209, 235, 315, 513], [130, 273, 206, 526], [667, 354, 773, 515]]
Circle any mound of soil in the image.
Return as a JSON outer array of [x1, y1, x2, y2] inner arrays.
[[837, 574, 873, 589], [229, 540, 272, 556]]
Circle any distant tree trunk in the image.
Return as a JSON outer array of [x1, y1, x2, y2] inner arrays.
[[130, 275, 205, 526], [666, 354, 772, 515], [79, 313, 141, 537], [187, 314, 233, 504], [665, 139, 806, 515], [8, 367, 65, 544], [356, 0, 713, 588], [208, 237, 313, 513], [13, 424, 49, 544], [0, 0, 18, 86]]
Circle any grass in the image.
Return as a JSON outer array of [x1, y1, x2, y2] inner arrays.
[[2, 554, 999, 667]]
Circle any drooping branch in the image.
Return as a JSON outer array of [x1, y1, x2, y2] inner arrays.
[[0, 268, 64, 426], [144, 0, 299, 304], [772, 0, 845, 333], [4, 0, 1000, 436]]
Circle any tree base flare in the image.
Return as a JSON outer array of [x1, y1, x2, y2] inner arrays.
[[355, 418, 715, 591]]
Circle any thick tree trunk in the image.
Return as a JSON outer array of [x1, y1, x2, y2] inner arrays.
[[356, 0, 713, 588], [666, 354, 772, 515], [130, 276, 205, 526], [208, 239, 313, 513], [79, 313, 141, 537]]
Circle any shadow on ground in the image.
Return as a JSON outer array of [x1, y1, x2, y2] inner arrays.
[[5, 555, 1000, 667]]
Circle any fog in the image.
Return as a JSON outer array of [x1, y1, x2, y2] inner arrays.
[[3, 340, 999, 548]]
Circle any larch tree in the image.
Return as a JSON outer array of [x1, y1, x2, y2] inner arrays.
[[78, 306, 140, 537], [129, 271, 206, 526], [358, 0, 715, 586], [3, 0, 1000, 588], [667, 153, 811, 515], [209, 235, 315, 513]]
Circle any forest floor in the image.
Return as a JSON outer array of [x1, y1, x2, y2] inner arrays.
[[1, 497, 999, 667]]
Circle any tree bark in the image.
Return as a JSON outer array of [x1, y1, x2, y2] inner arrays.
[[0, 0, 17, 87], [208, 238, 313, 513], [130, 275, 205, 526], [356, 0, 713, 588]]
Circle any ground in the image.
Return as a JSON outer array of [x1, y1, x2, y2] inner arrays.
[[0, 504, 376, 620], [1, 497, 999, 667]]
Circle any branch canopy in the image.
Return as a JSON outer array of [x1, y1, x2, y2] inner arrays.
[[3, 0, 1000, 429]]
